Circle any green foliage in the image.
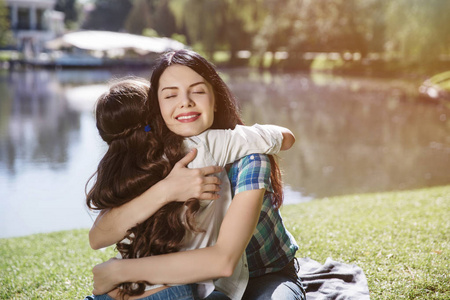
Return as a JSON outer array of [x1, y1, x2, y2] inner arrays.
[[55, 0, 79, 25], [0, 0, 13, 47], [310, 53, 345, 72], [283, 185, 450, 299], [142, 28, 159, 38], [74, 0, 450, 71], [125, 0, 177, 37], [428, 71, 450, 91], [82, 0, 133, 31], [168, 0, 223, 54], [383, 0, 450, 70], [169, 0, 256, 57], [170, 33, 187, 45]]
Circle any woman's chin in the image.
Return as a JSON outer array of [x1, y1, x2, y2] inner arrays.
[[173, 128, 206, 137]]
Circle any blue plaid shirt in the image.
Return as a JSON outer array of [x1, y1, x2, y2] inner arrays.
[[228, 153, 299, 277]]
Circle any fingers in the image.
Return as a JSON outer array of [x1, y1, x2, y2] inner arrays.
[[203, 174, 221, 185], [200, 165, 223, 176], [175, 149, 222, 176], [196, 180, 221, 200], [198, 192, 221, 200], [176, 148, 198, 168], [203, 183, 221, 193]]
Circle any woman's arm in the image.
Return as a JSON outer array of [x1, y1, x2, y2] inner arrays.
[[92, 188, 265, 294], [89, 149, 223, 250]]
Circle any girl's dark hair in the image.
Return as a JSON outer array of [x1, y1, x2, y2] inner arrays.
[[87, 49, 285, 297], [86, 77, 200, 298], [149, 49, 285, 208]]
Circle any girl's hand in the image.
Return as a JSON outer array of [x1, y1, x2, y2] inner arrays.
[[163, 148, 223, 203], [92, 258, 120, 295]]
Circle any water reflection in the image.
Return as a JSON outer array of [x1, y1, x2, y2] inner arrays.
[[1, 68, 449, 238], [0, 70, 79, 174], [227, 69, 450, 198]]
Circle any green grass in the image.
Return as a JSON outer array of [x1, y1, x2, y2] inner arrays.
[[1, 186, 449, 299], [0, 229, 115, 299], [0, 50, 20, 62], [283, 185, 450, 300]]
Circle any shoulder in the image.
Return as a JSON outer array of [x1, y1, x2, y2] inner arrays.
[[230, 154, 271, 194], [196, 128, 230, 147], [184, 129, 221, 149], [236, 153, 271, 168]]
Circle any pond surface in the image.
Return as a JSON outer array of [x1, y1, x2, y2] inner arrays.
[[1, 68, 449, 238]]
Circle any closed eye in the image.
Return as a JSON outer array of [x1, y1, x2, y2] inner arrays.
[[192, 87, 206, 94]]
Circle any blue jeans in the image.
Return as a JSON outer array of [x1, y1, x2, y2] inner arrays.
[[205, 259, 306, 300], [84, 284, 198, 300]]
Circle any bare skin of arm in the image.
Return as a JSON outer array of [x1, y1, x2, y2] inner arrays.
[[89, 148, 223, 250], [91, 188, 265, 295], [280, 128, 296, 151]]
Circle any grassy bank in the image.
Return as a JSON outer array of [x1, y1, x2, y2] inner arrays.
[[283, 185, 449, 299], [1, 186, 449, 299]]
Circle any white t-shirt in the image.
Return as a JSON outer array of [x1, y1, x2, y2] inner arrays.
[[182, 124, 284, 299], [121, 124, 285, 299]]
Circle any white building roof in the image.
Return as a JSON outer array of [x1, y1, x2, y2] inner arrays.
[[5, 0, 56, 9], [57, 30, 185, 54]]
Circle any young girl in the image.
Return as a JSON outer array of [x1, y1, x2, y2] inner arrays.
[[86, 75, 296, 299]]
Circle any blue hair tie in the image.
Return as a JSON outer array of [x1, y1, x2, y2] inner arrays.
[[144, 125, 151, 132]]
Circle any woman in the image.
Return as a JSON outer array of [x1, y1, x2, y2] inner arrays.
[[89, 50, 305, 299], [86, 76, 293, 299]]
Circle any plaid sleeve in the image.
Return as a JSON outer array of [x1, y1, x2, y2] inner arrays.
[[234, 154, 272, 195]]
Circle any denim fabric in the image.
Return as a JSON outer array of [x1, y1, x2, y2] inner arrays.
[[242, 258, 306, 300], [84, 284, 198, 300], [204, 259, 305, 300]]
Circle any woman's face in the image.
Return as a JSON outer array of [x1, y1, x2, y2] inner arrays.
[[157, 64, 215, 137]]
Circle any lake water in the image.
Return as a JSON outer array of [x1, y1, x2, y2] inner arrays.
[[1, 68, 449, 238]]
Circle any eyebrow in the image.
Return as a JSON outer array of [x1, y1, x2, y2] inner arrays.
[[160, 81, 206, 92]]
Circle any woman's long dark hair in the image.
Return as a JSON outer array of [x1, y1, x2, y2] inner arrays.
[[148, 49, 285, 208], [87, 49, 286, 298], [86, 77, 200, 298]]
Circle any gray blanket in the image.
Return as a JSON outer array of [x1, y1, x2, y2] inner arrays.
[[298, 257, 370, 300]]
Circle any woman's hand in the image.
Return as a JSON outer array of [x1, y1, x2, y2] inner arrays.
[[92, 258, 120, 295], [89, 148, 223, 250], [162, 148, 223, 203]]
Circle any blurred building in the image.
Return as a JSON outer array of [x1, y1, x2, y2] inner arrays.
[[5, 0, 65, 56]]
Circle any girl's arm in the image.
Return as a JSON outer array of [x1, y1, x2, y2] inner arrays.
[[205, 124, 295, 167], [92, 188, 265, 295], [89, 149, 223, 250], [279, 127, 296, 150]]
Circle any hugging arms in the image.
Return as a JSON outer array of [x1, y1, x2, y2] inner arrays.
[[87, 49, 304, 300], [89, 130, 296, 299]]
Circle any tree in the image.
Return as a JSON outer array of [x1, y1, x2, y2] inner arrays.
[[169, 0, 259, 60], [383, 0, 450, 70], [0, 0, 12, 47], [125, 0, 177, 37], [82, 0, 133, 31], [55, 0, 79, 28], [124, 0, 151, 35], [169, 0, 225, 55]]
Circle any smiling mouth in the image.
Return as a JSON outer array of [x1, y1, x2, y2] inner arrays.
[[176, 113, 201, 122]]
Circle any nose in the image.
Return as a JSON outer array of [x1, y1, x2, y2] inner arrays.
[[179, 92, 194, 108]]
